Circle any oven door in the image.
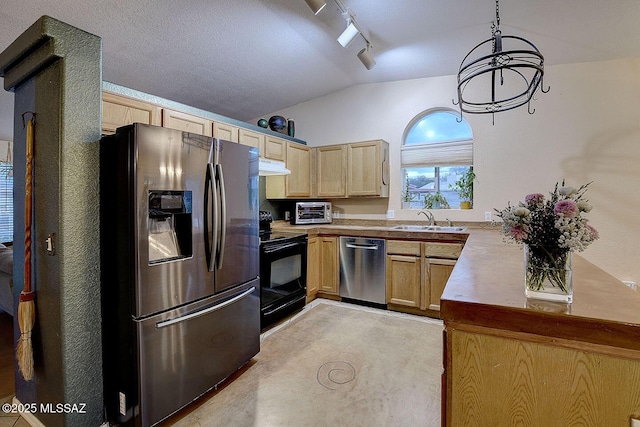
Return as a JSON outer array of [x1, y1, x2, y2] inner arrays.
[[260, 237, 307, 328]]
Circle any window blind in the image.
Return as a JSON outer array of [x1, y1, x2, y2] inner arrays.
[[0, 164, 13, 243], [401, 140, 473, 168]]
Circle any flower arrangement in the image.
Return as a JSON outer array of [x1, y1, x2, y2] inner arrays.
[[495, 181, 599, 297]]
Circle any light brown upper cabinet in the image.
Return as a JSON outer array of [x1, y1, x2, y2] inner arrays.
[[213, 121, 239, 142], [238, 128, 264, 152], [162, 109, 212, 136], [347, 140, 389, 197], [102, 92, 161, 134], [263, 135, 286, 162], [266, 142, 311, 199], [316, 145, 347, 198]]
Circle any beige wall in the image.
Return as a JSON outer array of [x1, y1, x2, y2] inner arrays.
[[263, 57, 640, 285]]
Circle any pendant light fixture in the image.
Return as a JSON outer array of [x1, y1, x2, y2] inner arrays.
[[453, 0, 549, 123]]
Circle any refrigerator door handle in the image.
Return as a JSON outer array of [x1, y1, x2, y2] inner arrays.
[[215, 164, 227, 269], [204, 163, 217, 272], [156, 287, 256, 329]]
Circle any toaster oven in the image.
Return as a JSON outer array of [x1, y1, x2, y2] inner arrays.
[[292, 202, 332, 225]]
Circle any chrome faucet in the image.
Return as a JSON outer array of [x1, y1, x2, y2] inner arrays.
[[418, 210, 435, 226]]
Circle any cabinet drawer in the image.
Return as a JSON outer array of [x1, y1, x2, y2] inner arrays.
[[424, 242, 463, 259], [387, 240, 421, 256]]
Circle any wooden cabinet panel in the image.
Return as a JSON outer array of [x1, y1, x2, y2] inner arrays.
[[307, 237, 320, 302], [386, 254, 421, 307], [319, 237, 339, 295], [424, 242, 463, 259], [213, 122, 239, 142], [286, 143, 311, 197], [316, 145, 347, 198], [264, 136, 286, 161], [267, 142, 311, 199], [347, 140, 389, 197], [447, 329, 640, 426], [102, 92, 161, 134], [387, 240, 421, 256], [238, 128, 264, 151], [426, 258, 456, 311], [162, 109, 212, 136]]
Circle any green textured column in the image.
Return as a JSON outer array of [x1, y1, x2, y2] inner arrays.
[[0, 16, 103, 427]]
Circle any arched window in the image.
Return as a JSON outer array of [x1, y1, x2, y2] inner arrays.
[[401, 109, 473, 209]]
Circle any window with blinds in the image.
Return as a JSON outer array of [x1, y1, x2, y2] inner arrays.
[[0, 163, 12, 243], [401, 110, 473, 209]]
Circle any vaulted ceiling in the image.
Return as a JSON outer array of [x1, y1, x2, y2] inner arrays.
[[2, 0, 640, 140]]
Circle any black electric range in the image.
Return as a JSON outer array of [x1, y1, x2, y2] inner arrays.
[[258, 213, 308, 329]]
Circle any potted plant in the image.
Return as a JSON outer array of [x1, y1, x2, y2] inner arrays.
[[401, 181, 414, 209], [451, 167, 475, 209], [423, 192, 449, 209]]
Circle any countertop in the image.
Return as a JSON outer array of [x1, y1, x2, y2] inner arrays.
[[441, 229, 640, 352], [273, 220, 640, 352]]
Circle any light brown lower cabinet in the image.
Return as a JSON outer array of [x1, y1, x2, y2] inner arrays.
[[386, 240, 462, 317], [318, 237, 339, 295], [306, 237, 320, 302], [386, 241, 422, 308], [306, 236, 339, 301]]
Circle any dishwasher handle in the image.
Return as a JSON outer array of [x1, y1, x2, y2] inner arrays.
[[345, 242, 379, 250]]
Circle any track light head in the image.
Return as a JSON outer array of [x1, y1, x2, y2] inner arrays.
[[357, 44, 376, 70], [337, 21, 359, 48], [304, 0, 326, 15]]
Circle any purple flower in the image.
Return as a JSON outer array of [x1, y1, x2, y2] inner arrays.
[[554, 200, 578, 218], [510, 225, 527, 240], [525, 193, 544, 206], [587, 224, 599, 240]]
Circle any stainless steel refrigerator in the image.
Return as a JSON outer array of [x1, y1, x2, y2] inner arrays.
[[100, 123, 260, 427]]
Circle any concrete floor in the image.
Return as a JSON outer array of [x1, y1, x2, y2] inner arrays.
[[161, 300, 444, 427], [1, 301, 443, 427]]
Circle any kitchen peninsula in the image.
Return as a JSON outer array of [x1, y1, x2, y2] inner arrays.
[[441, 230, 640, 427], [274, 222, 640, 426]]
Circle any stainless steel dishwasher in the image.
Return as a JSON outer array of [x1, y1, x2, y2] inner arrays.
[[339, 237, 386, 305]]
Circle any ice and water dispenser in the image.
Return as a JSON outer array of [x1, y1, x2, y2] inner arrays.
[[148, 190, 193, 263]]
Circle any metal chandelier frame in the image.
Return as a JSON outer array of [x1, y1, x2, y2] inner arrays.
[[453, 0, 550, 123]]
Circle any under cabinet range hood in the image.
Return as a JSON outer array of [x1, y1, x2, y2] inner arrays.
[[259, 158, 291, 176]]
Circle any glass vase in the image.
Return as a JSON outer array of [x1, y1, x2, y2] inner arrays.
[[524, 245, 573, 303]]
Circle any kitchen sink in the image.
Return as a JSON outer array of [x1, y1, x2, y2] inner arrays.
[[391, 225, 467, 232]]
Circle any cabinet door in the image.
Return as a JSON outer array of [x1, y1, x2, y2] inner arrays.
[[162, 109, 212, 136], [213, 122, 239, 142], [285, 143, 311, 197], [238, 128, 264, 151], [347, 140, 389, 197], [264, 136, 286, 161], [426, 258, 456, 311], [316, 145, 347, 198], [386, 254, 421, 307], [102, 92, 161, 134], [306, 237, 320, 302], [319, 237, 339, 294]]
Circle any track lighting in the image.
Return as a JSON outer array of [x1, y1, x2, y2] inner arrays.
[[306, 0, 376, 70], [357, 43, 376, 70], [337, 20, 359, 48], [304, 0, 326, 15]]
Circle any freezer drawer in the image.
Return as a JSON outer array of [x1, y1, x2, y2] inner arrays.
[[110, 280, 260, 427]]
